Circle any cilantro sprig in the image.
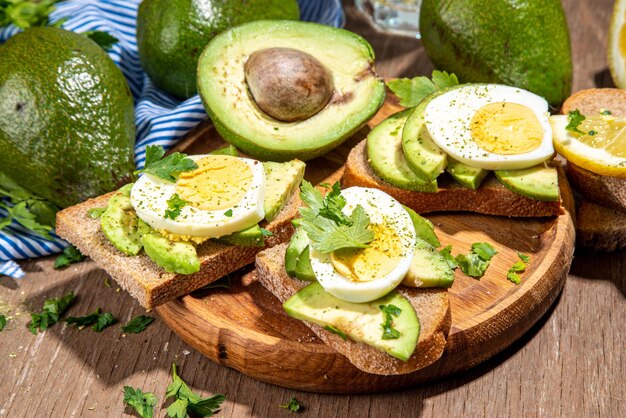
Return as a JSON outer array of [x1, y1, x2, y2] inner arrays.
[[65, 308, 117, 332], [387, 70, 459, 107], [279, 397, 303, 413], [123, 386, 157, 418], [136, 145, 198, 182], [165, 194, 188, 220], [54, 245, 85, 269], [121, 315, 154, 334], [166, 363, 226, 418], [0, 0, 60, 29], [84, 30, 118, 50], [380, 304, 402, 340], [28, 292, 75, 334], [298, 181, 373, 253]]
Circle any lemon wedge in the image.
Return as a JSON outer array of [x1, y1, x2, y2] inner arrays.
[[609, 0, 626, 88], [551, 114, 626, 178]]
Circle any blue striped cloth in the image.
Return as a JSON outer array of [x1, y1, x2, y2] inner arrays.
[[0, 0, 344, 279]]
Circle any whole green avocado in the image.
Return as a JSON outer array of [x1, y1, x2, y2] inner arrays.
[[137, 0, 300, 99], [420, 0, 572, 107], [0, 27, 135, 208]]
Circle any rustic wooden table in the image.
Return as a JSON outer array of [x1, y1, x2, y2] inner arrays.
[[1, 1, 624, 417]]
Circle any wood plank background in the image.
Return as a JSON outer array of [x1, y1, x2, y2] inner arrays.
[[1, 0, 624, 416]]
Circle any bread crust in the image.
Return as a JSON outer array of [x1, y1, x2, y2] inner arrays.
[[576, 200, 626, 251], [342, 141, 563, 217], [255, 243, 451, 376], [56, 190, 300, 309]]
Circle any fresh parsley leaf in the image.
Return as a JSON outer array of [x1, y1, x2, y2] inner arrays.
[[279, 397, 302, 413], [600, 109, 612, 115], [66, 308, 116, 332], [324, 325, 347, 341], [507, 271, 521, 284], [0, 201, 53, 239], [54, 245, 85, 269], [317, 182, 351, 226], [471, 242, 498, 261], [439, 245, 458, 270], [301, 204, 373, 253], [84, 30, 118, 50], [0, 314, 7, 331], [517, 253, 530, 263], [387, 70, 459, 107], [224, 209, 233, 217], [380, 304, 401, 340], [166, 363, 226, 417], [566, 109, 586, 135], [28, 292, 75, 334], [455, 252, 490, 279], [88, 207, 106, 219], [165, 194, 187, 220], [123, 386, 157, 418], [136, 146, 198, 182], [0, 0, 59, 29], [121, 315, 154, 334]]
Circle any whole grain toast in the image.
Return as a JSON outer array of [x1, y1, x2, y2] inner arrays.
[[576, 200, 626, 251], [342, 141, 563, 217], [255, 243, 451, 376], [56, 190, 300, 309]]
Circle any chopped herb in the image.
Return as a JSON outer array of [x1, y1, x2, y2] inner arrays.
[[165, 194, 188, 219], [600, 110, 612, 115], [54, 245, 85, 269], [507, 256, 528, 285], [224, 209, 233, 217], [279, 397, 303, 413], [507, 271, 521, 284], [517, 253, 530, 263], [87, 207, 106, 219], [318, 182, 331, 188], [104, 277, 112, 288], [387, 70, 459, 107], [380, 304, 401, 340], [83, 30, 118, 50], [0, 314, 7, 331], [588, 130, 597, 136], [136, 145, 198, 182], [166, 363, 226, 418], [121, 315, 154, 334], [65, 308, 117, 332], [455, 253, 490, 279], [123, 386, 157, 418], [260, 228, 273, 237], [28, 292, 75, 334], [324, 325, 348, 341], [565, 109, 586, 135], [0, 0, 60, 29], [471, 242, 498, 261], [509, 261, 527, 273], [439, 245, 458, 270]]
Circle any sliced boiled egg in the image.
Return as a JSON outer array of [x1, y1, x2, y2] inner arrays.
[[424, 84, 554, 170], [309, 187, 416, 303], [131, 154, 265, 237]]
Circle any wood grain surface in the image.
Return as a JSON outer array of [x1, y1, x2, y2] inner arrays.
[[1, 0, 624, 417]]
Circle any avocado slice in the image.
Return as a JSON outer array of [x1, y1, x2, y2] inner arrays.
[[495, 165, 559, 202], [403, 238, 454, 288], [285, 227, 308, 276], [197, 20, 386, 161], [420, 0, 572, 107], [401, 96, 448, 181], [367, 110, 438, 193], [262, 160, 306, 222], [446, 158, 489, 190], [218, 224, 265, 247], [137, 0, 299, 99], [210, 144, 239, 156], [100, 185, 142, 256], [141, 232, 200, 274], [402, 205, 440, 248], [283, 282, 420, 361], [0, 27, 135, 208]]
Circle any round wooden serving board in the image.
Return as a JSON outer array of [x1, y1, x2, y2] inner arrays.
[[156, 98, 576, 394]]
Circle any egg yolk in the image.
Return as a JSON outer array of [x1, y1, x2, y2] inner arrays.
[[330, 222, 403, 282], [176, 155, 252, 211], [470, 102, 544, 155]]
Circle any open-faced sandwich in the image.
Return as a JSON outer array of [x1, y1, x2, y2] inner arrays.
[[343, 83, 566, 217], [56, 145, 305, 308]]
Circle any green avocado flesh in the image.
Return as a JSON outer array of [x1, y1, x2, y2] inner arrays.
[[218, 224, 265, 247], [262, 160, 306, 222], [403, 205, 440, 248], [446, 158, 489, 190], [141, 232, 200, 274], [285, 227, 316, 281], [101, 185, 142, 256], [404, 238, 454, 288], [367, 109, 438, 192], [283, 282, 420, 361], [420, 0, 572, 107], [0, 27, 135, 208], [137, 0, 299, 99], [210, 144, 239, 156], [198, 20, 386, 161], [495, 165, 560, 202]]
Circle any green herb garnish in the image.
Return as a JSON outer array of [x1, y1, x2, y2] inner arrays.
[[28, 292, 75, 334], [65, 308, 117, 332], [0, 314, 7, 331], [387, 70, 459, 107], [324, 325, 348, 341], [260, 228, 273, 237], [380, 304, 401, 340], [279, 397, 303, 413], [471, 242, 498, 261], [507, 256, 529, 284], [165, 193, 188, 220], [54, 245, 85, 269], [517, 253, 530, 263], [566, 109, 586, 135], [123, 386, 157, 418], [165, 363, 226, 418], [224, 209, 233, 217], [121, 315, 154, 334], [439, 245, 458, 269], [507, 271, 521, 284], [299, 181, 373, 253], [600, 109, 612, 115], [455, 242, 497, 279], [83, 30, 118, 50], [87, 207, 106, 219], [136, 145, 198, 182], [0, 0, 59, 29]]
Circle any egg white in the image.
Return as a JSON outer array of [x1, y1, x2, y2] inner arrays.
[[424, 84, 554, 170], [130, 155, 265, 237], [309, 187, 416, 303]]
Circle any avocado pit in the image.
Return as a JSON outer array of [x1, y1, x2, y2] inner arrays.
[[244, 47, 334, 122]]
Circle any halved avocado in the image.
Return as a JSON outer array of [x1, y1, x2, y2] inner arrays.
[[197, 20, 386, 161]]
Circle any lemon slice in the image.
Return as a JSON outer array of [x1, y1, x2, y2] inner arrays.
[[551, 114, 626, 178], [609, 0, 626, 88]]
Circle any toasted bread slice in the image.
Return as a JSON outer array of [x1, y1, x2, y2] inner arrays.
[[576, 200, 626, 251], [342, 141, 563, 217], [56, 191, 300, 309], [255, 243, 451, 376], [560, 88, 626, 212]]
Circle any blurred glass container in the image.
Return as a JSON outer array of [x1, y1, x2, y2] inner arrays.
[[355, 0, 420, 38]]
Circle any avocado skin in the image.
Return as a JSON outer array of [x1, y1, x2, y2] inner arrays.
[[137, 0, 300, 99], [0, 27, 135, 208], [420, 0, 572, 107]]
